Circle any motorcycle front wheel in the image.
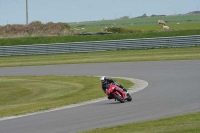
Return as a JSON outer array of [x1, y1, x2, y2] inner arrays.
[[126, 93, 132, 101]]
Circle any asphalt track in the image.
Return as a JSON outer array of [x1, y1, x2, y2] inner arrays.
[[0, 60, 200, 133]]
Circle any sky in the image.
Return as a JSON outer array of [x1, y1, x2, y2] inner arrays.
[[0, 0, 200, 25]]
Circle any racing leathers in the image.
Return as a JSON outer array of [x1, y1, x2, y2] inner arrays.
[[101, 78, 128, 94]]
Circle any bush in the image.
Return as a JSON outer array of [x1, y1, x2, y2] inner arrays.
[[0, 21, 71, 37], [105, 27, 142, 34]]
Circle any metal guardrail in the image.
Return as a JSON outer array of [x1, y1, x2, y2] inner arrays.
[[0, 35, 200, 56]]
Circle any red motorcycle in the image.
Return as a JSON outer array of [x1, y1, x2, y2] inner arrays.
[[105, 83, 132, 103]]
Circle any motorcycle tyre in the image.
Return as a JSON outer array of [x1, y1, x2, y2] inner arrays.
[[113, 94, 125, 103], [127, 93, 132, 101]]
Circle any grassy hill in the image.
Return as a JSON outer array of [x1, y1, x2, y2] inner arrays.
[[0, 14, 200, 46], [69, 15, 200, 32]]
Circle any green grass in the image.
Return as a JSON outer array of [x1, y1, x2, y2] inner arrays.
[[69, 15, 200, 31], [0, 28, 200, 46], [0, 76, 133, 118], [79, 111, 200, 133], [78, 22, 200, 32], [0, 46, 200, 67], [1, 15, 200, 46]]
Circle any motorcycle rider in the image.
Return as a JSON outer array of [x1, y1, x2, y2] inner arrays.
[[100, 76, 129, 99]]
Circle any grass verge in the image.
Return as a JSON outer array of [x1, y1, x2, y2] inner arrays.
[[0, 28, 200, 46], [0, 46, 200, 67], [0, 76, 133, 118], [79, 111, 200, 133]]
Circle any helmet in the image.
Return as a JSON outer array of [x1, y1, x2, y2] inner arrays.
[[100, 76, 106, 83]]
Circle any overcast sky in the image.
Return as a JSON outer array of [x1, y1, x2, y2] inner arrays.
[[0, 0, 199, 25]]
